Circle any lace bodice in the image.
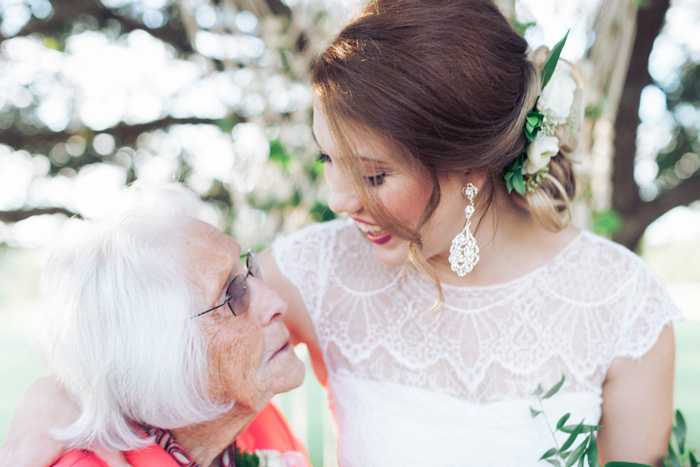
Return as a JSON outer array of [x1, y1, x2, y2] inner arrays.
[[272, 219, 682, 466]]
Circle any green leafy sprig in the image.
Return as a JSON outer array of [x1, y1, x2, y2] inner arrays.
[[525, 106, 545, 142], [504, 29, 570, 196], [504, 153, 527, 195], [541, 30, 570, 92], [531, 375, 605, 467], [534, 376, 697, 467], [233, 444, 260, 467], [665, 411, 699, 467]]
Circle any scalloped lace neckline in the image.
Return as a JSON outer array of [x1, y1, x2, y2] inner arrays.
[[438, 229, 585, 292]]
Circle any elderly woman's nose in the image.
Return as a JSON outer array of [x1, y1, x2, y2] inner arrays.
[[252, 280, 287, 325]]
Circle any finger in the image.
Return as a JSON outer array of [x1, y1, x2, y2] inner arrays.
[[0, 432, 67, 467]]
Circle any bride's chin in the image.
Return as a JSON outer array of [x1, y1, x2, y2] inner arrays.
[[370, 240, 410, 267]]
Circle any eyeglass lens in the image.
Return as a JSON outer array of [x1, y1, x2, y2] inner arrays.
[[225, 275, 249, 316], [247, 251, 263, 281], [225, 251, 263, 316]]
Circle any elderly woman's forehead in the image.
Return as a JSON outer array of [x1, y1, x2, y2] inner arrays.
[[178, 220, 240, 253]]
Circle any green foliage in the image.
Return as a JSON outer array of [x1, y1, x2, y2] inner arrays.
[[604, 463, 652, 467], [268, 140, 292, 172], [504, 30, 569, 197], [592, 209, 623, 238], [311, 158, 326, 181], [0, 0, 341, 253], [309, 201, 336, 223], [505, 153, 526, 195], [585, 100, 606, 120], [535, 377, 696, 467], [512, 19, 537, 37], [543, 374, 566, 400], [531, 375, 604, 467], [42, 36, 61, 51], [233, 445, 260, 467], [664, 411, 699, 467], [541, 29, 570, 91], [215, 117, 237, 134], [526, 108, 545, 142]]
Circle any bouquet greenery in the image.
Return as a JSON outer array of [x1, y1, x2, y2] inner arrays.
[[534, 376, 697, 467]]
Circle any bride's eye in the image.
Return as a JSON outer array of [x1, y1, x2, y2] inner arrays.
[[365, 173, 386, 187], [316, 153, 331, 163]]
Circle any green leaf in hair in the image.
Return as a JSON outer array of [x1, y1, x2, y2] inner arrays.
[[541, 29, 570, 91]]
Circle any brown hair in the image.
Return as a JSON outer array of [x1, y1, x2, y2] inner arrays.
[[311, 0, 578, 295]]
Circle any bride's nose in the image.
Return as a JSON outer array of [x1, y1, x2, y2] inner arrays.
[[326, 164, 364, 215]]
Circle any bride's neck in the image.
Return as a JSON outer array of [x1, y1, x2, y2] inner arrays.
[[435, 193, 578, 287]]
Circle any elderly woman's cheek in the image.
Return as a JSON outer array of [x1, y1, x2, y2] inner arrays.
[[206, 325, 266, 405]]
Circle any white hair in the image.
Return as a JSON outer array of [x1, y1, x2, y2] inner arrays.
[[39, 183, 232, 451]]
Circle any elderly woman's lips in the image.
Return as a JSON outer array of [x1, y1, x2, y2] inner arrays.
[[270, 341, 291, 360]]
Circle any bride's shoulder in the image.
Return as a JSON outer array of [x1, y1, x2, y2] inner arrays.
[[572, 230, 647, 268], [543, 229, 663, 297]]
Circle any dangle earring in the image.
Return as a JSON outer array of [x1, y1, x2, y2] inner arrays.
[[448, 183, 480, 276]]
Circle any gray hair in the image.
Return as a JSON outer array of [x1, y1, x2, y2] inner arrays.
[[39, 183, 232, 451]]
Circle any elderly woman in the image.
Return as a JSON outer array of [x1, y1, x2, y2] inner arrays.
[[37, 185, 308, 467]]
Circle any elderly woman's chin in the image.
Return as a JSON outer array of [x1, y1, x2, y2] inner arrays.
[[266, 342, 306, 396], [209, 339, 306, 414], [260, 344, 306, 409]]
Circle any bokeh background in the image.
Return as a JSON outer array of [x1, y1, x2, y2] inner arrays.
[[0, 0, 698, 465]]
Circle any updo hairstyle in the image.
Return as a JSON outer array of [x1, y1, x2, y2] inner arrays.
[[311, 0, 582, 287]]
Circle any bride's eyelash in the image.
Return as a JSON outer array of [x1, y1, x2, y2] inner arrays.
[[366, 173, 386, 187], [317, 152, 386, 187]]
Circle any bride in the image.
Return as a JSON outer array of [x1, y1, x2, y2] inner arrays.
[[1, 0, 681, 465]]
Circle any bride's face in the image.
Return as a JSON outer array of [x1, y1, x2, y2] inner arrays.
[[312, 103, 467, 269]]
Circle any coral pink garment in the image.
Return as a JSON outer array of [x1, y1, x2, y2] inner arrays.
[[51, 402, 309, 467]]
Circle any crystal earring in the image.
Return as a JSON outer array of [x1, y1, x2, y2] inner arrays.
[[448, 183, 479, 276]]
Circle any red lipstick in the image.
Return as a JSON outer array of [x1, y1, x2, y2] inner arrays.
[[352, 218, 393, 244], [367, 233, 392, 245]]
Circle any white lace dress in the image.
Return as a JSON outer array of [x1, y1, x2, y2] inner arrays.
[[272, 219, 682, 466]]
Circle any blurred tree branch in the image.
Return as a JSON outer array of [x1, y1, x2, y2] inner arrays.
[[1, 0, 195, 53], [652, 173, 700, 216], [611, 0, 672, 249], [0, 0, 330, 248], [583, 0, 638, 122], [1, 116, 230, 154], [0, 207, 79, 223], [2, 0, 695, 252]]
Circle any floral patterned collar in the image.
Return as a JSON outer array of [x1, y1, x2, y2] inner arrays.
[[139, 424, 237, 467]]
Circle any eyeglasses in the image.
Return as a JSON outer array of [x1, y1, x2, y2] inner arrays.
[[193, 250, 263, 319]]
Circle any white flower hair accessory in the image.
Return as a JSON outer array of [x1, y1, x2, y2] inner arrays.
[[539, 66, 577, 122], [505, 30, 575, 195], [524, 134, 560, 175]]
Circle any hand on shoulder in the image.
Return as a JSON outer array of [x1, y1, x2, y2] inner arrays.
[[0, 376, 71, 467]]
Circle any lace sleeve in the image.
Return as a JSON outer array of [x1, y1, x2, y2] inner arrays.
[[270, 220, 343, 321], [613, 256, 684, 360]]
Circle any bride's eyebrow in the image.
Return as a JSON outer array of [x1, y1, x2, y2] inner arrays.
[[313, 134, 386, 163]]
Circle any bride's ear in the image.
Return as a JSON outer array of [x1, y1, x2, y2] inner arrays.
[[463, 172, 488, 193]]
